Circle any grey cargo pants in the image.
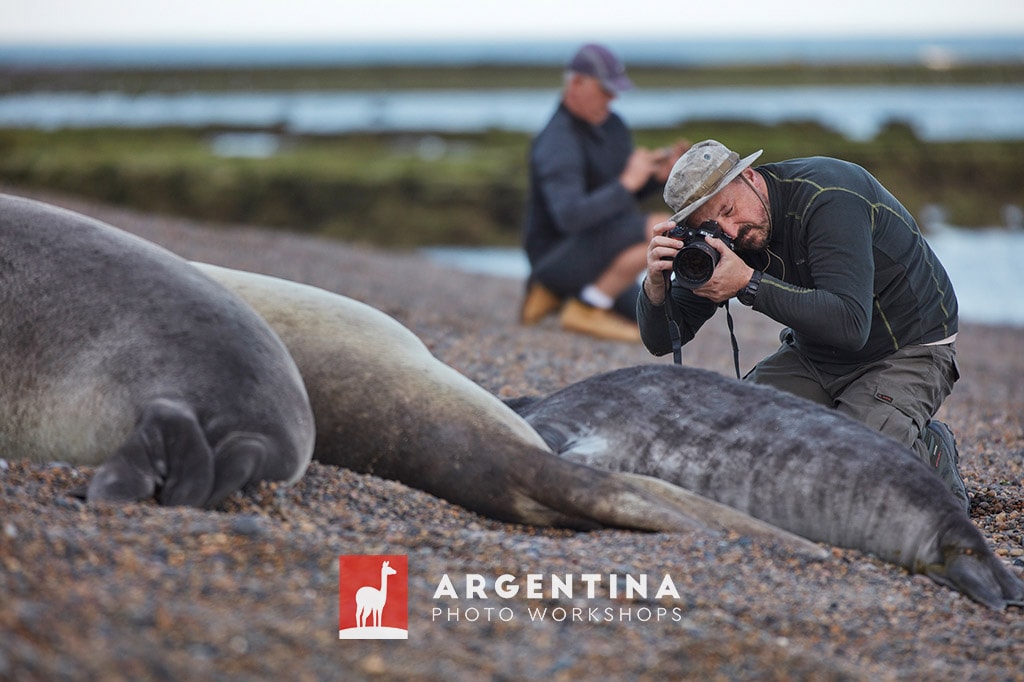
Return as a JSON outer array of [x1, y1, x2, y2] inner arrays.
[[744, 332, 959, 462]]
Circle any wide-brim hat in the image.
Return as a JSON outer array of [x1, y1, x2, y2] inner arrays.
[[664, 140, 763, 224]]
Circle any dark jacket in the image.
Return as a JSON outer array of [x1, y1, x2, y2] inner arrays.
[[523, 103, 658, 266], [638, 157, 958, 374]]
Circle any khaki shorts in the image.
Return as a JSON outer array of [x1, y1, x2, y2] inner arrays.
[[745, 335, 959, 459]]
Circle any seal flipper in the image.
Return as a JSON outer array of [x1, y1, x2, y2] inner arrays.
[[507, 448, 828, 559], [615, 472, 829, 560], [505, 453, 705, 533], [87, 446, 159, 504], [87, 398, 214, 506], [206, 433, 271, 508]]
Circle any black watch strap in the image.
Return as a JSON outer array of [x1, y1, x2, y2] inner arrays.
[[738, 270, 763, 306]]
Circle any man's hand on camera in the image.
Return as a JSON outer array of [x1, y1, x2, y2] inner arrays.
[[692, 236, 755, 304], [643, 220, 684, 305]]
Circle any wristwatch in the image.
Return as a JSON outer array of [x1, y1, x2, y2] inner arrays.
[[737, 270, 763, 306]]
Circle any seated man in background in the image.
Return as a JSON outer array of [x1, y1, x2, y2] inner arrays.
[[521, 42, 688, 342]]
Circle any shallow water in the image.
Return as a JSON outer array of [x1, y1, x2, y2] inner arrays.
[[423, 225, 1024, 327], [2, 85, 1022, 141]]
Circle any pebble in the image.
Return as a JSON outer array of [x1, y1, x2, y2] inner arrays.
[[229, 515, 265, 537]]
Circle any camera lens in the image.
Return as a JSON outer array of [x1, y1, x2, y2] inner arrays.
[[673, 243, 719, 288]]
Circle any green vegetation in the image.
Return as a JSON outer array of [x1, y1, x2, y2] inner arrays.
[[4, 62, 1024, 93], [2, 122, 1019, 246], [1, 62, 1021, 245], [0, 127, 532, 245]]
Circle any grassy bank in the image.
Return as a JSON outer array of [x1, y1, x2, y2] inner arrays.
[[2, 122, 1021, 246], [4, 62, 1024, 93]]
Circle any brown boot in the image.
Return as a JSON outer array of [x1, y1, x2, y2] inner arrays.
[[519, 281, 563, 325], [559, 299, 641, 343]]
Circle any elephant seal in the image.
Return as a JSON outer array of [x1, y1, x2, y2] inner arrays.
[[0, 194, 315, 507], [508, 364, 1024, 610], [193, 262, 825, 555]]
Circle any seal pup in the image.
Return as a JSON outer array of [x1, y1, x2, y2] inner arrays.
[[508, 364, 1024, 610], [0, 194, 315, 507], [194, 262, 824, 554]]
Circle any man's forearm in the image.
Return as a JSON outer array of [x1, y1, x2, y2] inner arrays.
[[637, 283, 719, 356]]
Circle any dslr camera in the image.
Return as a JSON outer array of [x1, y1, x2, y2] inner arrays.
[[666, 220, 735, 289]]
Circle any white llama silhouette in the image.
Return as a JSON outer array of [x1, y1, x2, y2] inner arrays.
[[355, 560, 397, 628]]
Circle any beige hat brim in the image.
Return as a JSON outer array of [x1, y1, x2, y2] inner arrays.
[[668, 149, 764, 225]]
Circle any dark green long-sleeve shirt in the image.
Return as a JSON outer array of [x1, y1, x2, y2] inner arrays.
[[638, 157, 958, 374]]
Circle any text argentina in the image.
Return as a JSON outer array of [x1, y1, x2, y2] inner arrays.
[[433, 573, 681, 600]]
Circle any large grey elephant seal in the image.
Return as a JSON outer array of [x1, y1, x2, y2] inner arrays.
[[194, 262, 823, 554], [0, 194, 315, 506], [508, 364, 1024, 610]]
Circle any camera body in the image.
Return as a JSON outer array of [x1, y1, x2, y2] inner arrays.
[[666, 220, 735, 289]]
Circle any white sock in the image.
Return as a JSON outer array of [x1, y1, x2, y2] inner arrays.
[[580, 285, 613, 310]]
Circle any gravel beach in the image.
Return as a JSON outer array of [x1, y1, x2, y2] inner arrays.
[[2, 188, 1023, 681]]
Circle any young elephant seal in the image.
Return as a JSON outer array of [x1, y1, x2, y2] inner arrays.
[[0, 194, 315, 506], [194, 261, 825, 555], [509, 364, 1024, 610]]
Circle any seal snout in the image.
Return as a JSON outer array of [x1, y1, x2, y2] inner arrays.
[[926, 520, 1024, 610]]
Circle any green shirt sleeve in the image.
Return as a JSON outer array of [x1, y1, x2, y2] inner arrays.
[[637, 278, 718, 356], [753, 188, 874, 352]]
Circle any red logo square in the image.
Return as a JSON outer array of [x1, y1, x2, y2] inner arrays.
[[338, 554, 409, 639]]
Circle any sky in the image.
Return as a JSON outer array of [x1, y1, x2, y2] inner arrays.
[[3, 0, 1024, 45]]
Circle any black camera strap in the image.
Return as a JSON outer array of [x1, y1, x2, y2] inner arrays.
[[662, 277, 742, 379], [662, 276, 684, 366], [723, 300, 742, 380]]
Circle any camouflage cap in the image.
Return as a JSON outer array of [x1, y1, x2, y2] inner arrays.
[[664, 140, 763, 224]]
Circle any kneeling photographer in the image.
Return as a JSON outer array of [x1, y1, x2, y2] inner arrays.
[[637, 139, 969, 512]]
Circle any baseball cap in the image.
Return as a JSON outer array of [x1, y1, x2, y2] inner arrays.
[[664, 140, 764, 224], [568, 43, 633, 94]]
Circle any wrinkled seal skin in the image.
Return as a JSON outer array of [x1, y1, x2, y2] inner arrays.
[[195, 262, 825, 555], [0, 194, 315, 506], [508, 364, 1024, 610]]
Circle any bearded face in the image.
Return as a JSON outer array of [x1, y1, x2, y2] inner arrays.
[[689, 173, 772, 252], [734, 219, 771, 251]]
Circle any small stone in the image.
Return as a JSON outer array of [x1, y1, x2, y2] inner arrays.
[[361, 654, 387, 675], [230, 515, 265, 537]]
